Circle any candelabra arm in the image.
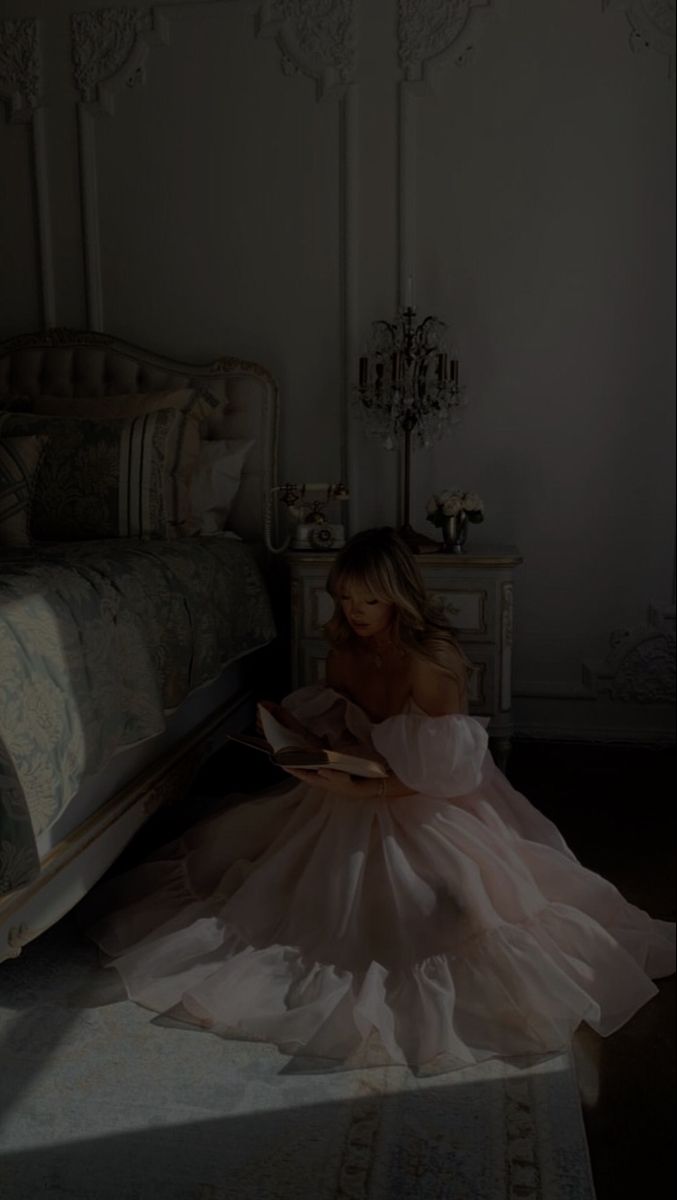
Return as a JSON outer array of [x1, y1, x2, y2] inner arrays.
[[357, 303, 465, 553]]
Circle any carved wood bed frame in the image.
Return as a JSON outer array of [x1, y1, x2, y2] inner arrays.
[[0, 328, 280, 963]]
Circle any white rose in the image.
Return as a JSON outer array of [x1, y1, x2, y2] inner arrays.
[[443, 495, 463, 516], [463, 492, 483, 512]]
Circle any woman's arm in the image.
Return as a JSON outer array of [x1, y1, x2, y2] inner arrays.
[[368, 652, 466, 796]]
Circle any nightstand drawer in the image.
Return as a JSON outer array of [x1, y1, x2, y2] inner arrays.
[[428, 584, 492, 639], [461, 643, 494, 711], [294, 568, 494, 643], [297, 574, 493, 640]]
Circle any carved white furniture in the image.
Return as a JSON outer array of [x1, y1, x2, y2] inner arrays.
[[287, 547, 523, 767]]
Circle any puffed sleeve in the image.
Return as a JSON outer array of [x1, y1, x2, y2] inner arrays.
[[281, 685, 373, 748], [370, 713, 489, 798]]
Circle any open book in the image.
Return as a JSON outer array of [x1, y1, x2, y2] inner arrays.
[[227, 704, 388, 779]]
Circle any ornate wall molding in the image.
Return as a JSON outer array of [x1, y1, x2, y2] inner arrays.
[[604, 0, 675, 78], [255, 0, 358, 501], [396, 0, 493, 303], [256, 0, 357, 98], [516, 606, 676, 706], [0, 17, 55, 328], [391, 2, 493, 516], [0, 16, 40, 120], [71, 6, 171, 328], [70, 0, 356, 498], [582, 605, 676, 703], [71, 1, 358, 111], [398, 0, 491, 83], [71, 6, 170, 112]]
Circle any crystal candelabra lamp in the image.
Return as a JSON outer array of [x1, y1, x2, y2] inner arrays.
[[355, 304, 466, 552]]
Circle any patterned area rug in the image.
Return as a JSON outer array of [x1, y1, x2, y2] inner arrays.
[[0, 916, 596, 1200]]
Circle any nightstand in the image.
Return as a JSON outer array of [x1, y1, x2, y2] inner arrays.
[[286, 547, 523, 769]]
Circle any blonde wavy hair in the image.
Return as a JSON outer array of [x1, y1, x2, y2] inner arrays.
[[324, 527, 471, 687]]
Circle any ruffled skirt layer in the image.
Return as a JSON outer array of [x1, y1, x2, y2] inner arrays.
[[82, 761, 675, 1073]]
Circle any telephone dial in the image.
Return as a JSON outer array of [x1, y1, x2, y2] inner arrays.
[[264, 482, 349, 554]]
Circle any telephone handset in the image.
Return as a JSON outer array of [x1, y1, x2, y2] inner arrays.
[[264, 482, 349, 554]]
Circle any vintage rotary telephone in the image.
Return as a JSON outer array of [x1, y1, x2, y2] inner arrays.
[[264, 482, 349, 554]]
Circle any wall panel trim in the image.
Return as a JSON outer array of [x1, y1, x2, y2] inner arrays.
[[603, 0, 675, 78], [394, 0, 492, 524], [0, 16, 55, 327], [70, 0, 357, 497]]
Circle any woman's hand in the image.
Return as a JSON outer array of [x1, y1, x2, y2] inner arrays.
[[283, 768, 386, 800], [284, 766, 417, 801]]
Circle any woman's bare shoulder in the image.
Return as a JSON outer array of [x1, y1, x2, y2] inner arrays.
[[412, 641, 468, 714]]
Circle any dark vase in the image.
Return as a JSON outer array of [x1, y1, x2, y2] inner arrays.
[[441, 511, 468, 553]]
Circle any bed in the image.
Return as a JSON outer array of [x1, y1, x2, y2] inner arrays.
[[0, 328, 280, 963]]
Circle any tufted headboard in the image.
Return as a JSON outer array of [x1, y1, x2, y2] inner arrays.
[[0, 328, 279, 545]]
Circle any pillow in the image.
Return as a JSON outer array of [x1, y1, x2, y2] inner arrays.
[[0, 409, 200, 541], [14, 385, 230, 439], [0, 435, 46, 547], [188, 438, 254, 535]]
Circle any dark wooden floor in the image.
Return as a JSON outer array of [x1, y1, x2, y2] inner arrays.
[[157, 736, 676, 1200], [506, 740, 676, 1200]]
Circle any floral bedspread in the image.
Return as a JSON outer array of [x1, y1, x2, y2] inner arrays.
[[0, 536, 276, 894]]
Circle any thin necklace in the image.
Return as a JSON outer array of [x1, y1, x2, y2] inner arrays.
[[364, 639, 406, 670]]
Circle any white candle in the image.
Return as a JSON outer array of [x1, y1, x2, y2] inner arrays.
[[405, 274, 414, 310]]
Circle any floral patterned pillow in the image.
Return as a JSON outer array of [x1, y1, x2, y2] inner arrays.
[[0, 409, 200, 541], [0, 435, 46, 547], [10, 386, 230, 438]]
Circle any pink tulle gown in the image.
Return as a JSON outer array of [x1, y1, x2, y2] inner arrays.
[[83, 685, 675, 1073]]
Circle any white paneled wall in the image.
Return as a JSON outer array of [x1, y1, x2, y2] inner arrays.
[[1, 0, 674, 740]]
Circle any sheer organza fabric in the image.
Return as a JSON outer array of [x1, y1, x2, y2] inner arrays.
[[82, 685, 676, 1073]]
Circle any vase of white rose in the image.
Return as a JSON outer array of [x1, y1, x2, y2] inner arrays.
[[425, 490, 484, 553], [442, 511, 468, 552]]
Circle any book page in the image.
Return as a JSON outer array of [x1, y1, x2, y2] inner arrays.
[[273, 748, 388, 778], [322, 750, 388, 778], [257, 705, 310, 754], [226, 732, 271, 755], [258, 705, 388, 778]]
